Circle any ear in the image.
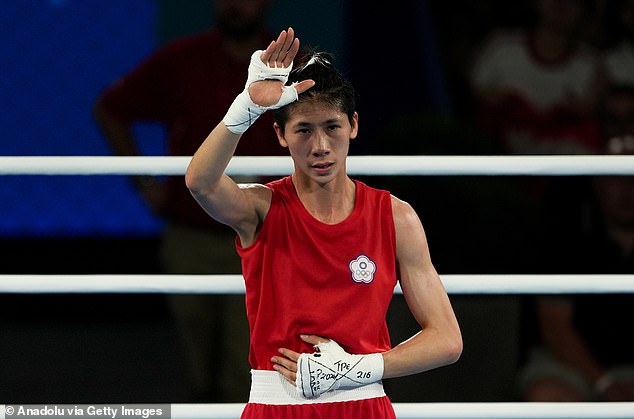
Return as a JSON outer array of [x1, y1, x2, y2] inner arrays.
[[274, 122, 289, 148], [350, 112, 359, 140]]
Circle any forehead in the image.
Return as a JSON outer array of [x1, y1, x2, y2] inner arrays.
[[286, 101, 347, 125]]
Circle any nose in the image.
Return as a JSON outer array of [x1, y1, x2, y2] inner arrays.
[[311, 130, 330, 156]]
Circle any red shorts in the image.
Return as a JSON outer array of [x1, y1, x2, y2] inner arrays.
[[240, 396, 396, 419]]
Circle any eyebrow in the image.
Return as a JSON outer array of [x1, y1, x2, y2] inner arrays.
[[294, 118, 342, 128]]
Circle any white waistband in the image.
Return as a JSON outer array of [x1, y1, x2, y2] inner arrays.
[[248, 370, 386, 405]]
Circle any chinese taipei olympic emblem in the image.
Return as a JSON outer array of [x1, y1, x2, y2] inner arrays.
[[349, 254, 377, 284]]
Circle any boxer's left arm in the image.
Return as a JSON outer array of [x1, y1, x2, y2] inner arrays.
[[272, 196, 463, 398]]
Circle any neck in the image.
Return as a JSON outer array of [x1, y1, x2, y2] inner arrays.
[[291, 174, 356, 224]]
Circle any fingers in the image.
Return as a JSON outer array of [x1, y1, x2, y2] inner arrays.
[[271, 348, 299, 370], [300, 334, 330, 346], [283, 38, 300, 68], [294, 79, 315, 95], [261, 27, 299, 68], [271, 360, 296, 385], [271, 348, 299, 385], [271, 336, 332, 386], [273, 27, 294, 62]]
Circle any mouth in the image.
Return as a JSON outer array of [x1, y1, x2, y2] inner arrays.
[[311, 161, 334, 174]]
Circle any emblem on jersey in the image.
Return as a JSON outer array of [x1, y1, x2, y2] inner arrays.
[[349, 254, 376, 284]]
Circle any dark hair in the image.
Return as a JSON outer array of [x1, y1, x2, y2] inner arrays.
[[273, 51, 356, 133]]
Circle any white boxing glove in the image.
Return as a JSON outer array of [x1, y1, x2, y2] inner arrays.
[[295, 340, 384, 399], [223, 50, 298, 134]]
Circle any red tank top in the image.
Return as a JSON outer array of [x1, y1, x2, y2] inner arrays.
[[237, 176, 397, 370]]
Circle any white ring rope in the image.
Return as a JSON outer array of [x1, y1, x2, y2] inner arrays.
[[0, 274, 632, 294], [0, 155, 633, 176], [1, 402, 632, 419], [173, 402, 634, 418], [2, 157, 632, 417]]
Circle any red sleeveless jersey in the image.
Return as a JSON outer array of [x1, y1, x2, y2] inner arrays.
[[237, 176, 397, 370]]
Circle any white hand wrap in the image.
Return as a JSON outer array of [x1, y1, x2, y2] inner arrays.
[[295, 340, 384, 399], [223, 50, 298, 134]]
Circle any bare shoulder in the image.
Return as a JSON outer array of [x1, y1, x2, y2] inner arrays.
[[390, 194, 422, 231], [238, 183, 273, 218], [239, 182, 273, 199], [227, 183, 274, 246], [390, 194, 431, 261]]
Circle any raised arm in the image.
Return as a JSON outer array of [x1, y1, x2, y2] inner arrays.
[[185, 28, 313, 245]]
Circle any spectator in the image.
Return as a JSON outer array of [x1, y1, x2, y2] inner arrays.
[[519, 84, 634, 402], [470, 0, 606, 277], [470, 0, 604, 155], [94, 0, 276, 402], [604, 0, 634, 86]]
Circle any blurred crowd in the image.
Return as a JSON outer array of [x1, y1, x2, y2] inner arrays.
[[90, 0, 632, 403]]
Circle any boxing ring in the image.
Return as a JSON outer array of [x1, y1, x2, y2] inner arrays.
[[1, 155, 634, 418]]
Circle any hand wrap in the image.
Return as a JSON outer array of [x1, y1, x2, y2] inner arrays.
[[295, 340, 384, 399], [223, 50, 298, 134]]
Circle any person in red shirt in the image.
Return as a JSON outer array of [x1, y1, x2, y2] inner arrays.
[[519, 85, 634, 402], [186, 27, 462, 417], [470, 0, 603, 156], [94, 0, 277, 402]]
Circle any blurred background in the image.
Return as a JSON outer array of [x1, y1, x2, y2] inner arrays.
[[1, 0, 632, 404]]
